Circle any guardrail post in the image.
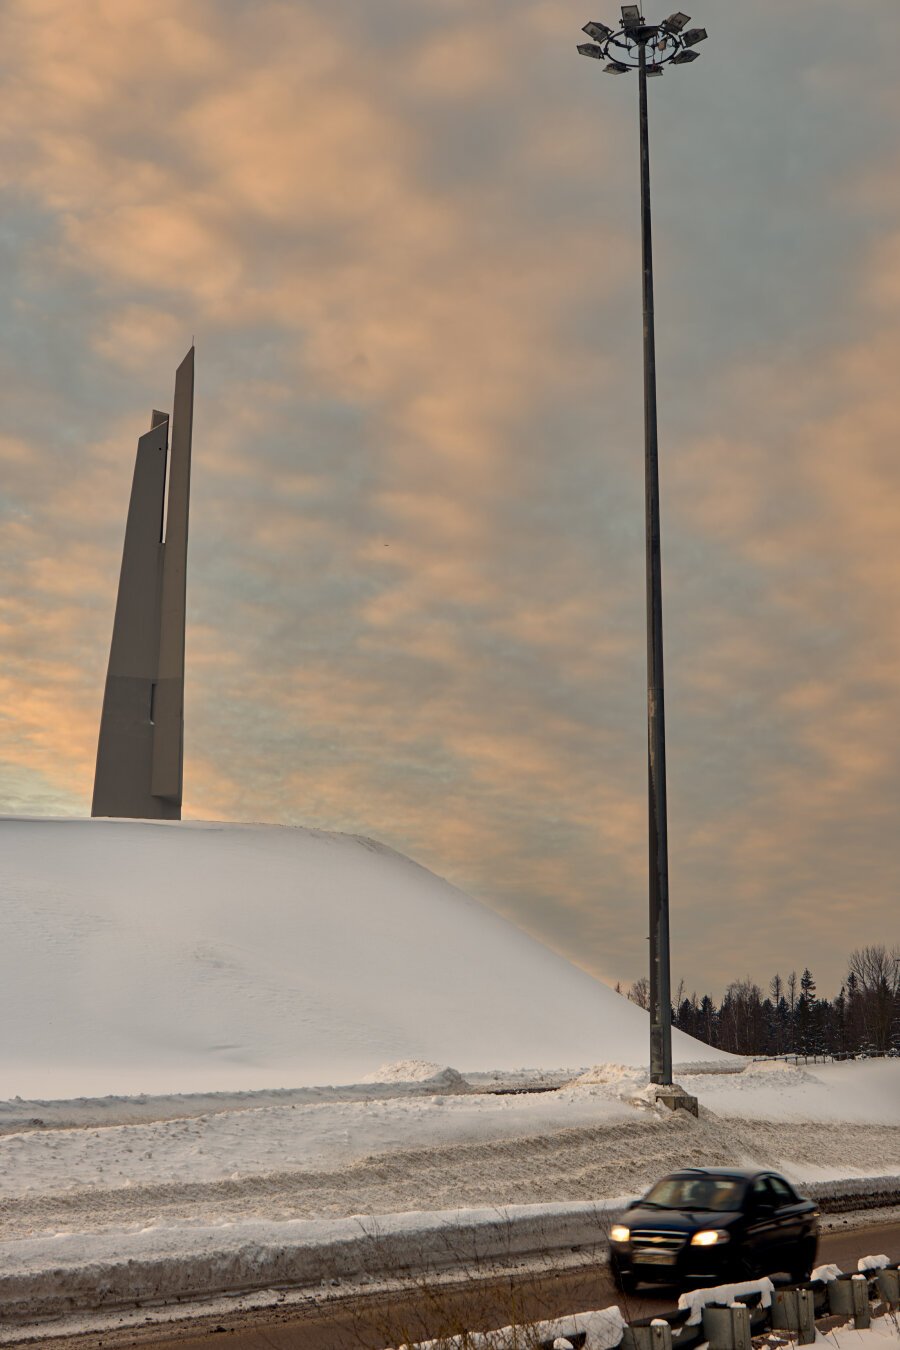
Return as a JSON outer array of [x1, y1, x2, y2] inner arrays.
[[828, 1274, 870, 1327], [701, 1303, 751, 1350], [851, 1274, 872, 1328], [876, 1268, 900, 1308], [622, 1320, 673, 1350], [772, 1287, 815, 1345]]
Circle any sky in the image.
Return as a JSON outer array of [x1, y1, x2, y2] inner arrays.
[[1, 0, 899, 999]]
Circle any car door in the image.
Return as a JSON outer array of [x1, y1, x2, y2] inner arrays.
[[744, 1176, 782, 1274], [767, 1174, 805, 1268]]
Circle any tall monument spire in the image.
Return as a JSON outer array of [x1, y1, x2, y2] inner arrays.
[[92, 348, 194, 819]]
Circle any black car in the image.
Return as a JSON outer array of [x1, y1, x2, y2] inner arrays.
[[609, 1167, 819, 1292]]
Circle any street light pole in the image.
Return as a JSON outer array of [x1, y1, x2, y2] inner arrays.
[[577, 8, 707, 1087], [637, 37, 672, 1089]]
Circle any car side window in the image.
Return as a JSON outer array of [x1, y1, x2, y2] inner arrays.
[[768, 1176, 795, 1206], [752, 1177, 774, 1210]]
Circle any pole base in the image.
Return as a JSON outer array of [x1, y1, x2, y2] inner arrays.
[[648, 1084, 699, 1116]]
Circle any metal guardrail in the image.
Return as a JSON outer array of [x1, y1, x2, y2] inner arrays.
[[397, 1260, 900, 1350], [574, 1266, 898, 1350]]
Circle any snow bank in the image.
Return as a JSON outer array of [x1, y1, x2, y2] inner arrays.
[[0, 1086, 640, 1196], [0, 817, 735, 1099], [678, 1060, 900, 1125], [0, 1071, 896, 1227], [562, 1060, 900, 1125], [0, 1203, 619, 1323]]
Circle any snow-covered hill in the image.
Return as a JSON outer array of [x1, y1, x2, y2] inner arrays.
[[0, 817, 733, 1098]]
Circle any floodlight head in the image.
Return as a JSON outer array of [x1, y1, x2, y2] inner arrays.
[[577, 41, 607, 58], [604, 60, 631, 73], [681, 26, 707, 46], [661, 11, 690, 32], [621, 4, 642, 29], [645, 64, 664, 76], [582, 20, 613, 40], [671, 48, 699, 62]]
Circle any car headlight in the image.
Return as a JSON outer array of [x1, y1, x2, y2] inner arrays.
[[691, 1229, 730, 1247], [610, 1225, 631, 1243]]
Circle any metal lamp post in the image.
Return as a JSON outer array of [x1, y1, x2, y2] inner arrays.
[[577, 7, 707, 1087]]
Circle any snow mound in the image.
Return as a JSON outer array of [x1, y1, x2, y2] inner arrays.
[[0, 818, 736, 1099], [568, 1064, 648, 1089], [857, 1254, 891, 1272], [812, 1263, 843, 1283], [747, 1060, 818, 1082], [363, 1061, 469, 1090]]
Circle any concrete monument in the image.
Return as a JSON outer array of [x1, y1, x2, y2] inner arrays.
[[92, 348, 194, 819]]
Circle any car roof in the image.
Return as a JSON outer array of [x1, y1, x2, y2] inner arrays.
[[662, 1167, 769, 1182]]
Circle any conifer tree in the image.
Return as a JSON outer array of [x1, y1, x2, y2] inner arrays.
[[796, 968, 817, 1054]]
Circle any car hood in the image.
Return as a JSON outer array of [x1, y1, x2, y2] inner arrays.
[[625, 1206, 741, 1232]]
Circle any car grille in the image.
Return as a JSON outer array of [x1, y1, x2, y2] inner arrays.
[[630, 1228, 688, 1252]]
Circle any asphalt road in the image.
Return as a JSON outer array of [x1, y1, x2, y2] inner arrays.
[[31, 1220, 900, 1350]]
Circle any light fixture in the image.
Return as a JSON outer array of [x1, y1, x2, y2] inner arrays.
[[582, 20, 613, 40], [691, 1230, 730, 1247], [577, 41, 606, 58], [621, 4, 642, 28], [646, 65, 664, 75], [671, 48, 699, 62], [661, 11, 690, 32], [605, 60, 631, 72], [610, 1225, 631, 1243], [681, 26, 707, 46]]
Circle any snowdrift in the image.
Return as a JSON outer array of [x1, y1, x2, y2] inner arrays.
[[0, 818, 735, 1097]]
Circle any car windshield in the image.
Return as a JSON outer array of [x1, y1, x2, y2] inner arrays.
[[643, 1176, 745, 1212]]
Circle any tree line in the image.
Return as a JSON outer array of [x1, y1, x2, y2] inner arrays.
[[618, 943, 900, 1057]]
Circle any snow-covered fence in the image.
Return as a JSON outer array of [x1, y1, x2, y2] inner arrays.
[[391, 1258, 900, 1350]]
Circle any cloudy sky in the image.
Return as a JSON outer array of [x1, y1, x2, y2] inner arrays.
[[2, 0, 898, 997]]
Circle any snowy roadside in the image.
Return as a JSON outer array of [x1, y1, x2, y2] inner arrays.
[[809, 1323, 900, 1350], [0, 1059, 895, 1335], [1, 1063, 897, 1255], [2, 1060, 896, 1139], [2, 1184, 900, 1333], [3, 1109, 898, 1246], [0, 1202, 616, 1324]]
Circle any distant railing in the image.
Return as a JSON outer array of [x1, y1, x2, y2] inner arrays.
[[748, 1050, 898, 1064], [750, 1053, 835, 1065]]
